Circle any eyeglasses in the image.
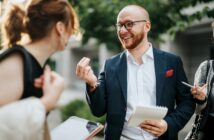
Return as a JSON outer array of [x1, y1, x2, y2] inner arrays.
[[115, 20, 147, 31]]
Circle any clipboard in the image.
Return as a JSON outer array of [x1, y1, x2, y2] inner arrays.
[[51, 116, 104, 140]]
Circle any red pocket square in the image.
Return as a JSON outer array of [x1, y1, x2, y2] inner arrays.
[[165, 69, 174, 77]]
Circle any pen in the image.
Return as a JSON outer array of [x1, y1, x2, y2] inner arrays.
[[181, 81, 194, 88]]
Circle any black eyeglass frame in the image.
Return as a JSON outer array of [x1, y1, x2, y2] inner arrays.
[[115, 20, 147, 31]]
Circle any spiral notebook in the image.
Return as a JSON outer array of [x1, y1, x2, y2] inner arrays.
[[51, 116, 104, 140], [128, 106, 168, 127]]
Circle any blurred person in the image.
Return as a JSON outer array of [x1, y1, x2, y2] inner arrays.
[[190, 60, 213, 140], [76, 5, 195, 140], [0, 66, 64, 140], [190, 23, 214, 140], [0, 0, 78, 139], [0, 0, 78, 105]]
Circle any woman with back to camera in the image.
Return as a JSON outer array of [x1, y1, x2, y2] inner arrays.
[[0, 0, 79, 139]]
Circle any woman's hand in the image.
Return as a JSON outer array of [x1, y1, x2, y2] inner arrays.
[[191, 84, 207, 101], [34, 65, 64, 112]]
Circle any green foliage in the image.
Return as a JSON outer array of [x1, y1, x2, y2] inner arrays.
[[60, 99, 106, 124], [69, 0, 214, 52], [71, 0, 122, 52]]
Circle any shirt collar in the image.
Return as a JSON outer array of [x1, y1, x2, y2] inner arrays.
[[126, 50, 134, 61], [126, 42, 154, 64], [144, 43, 154, 59]]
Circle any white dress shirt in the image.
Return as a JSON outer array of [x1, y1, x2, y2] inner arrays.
[[121, 45, 157, 140]]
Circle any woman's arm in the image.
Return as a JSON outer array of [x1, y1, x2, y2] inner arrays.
[[0, 53, 24, 106], [0, 66, 64, 139]]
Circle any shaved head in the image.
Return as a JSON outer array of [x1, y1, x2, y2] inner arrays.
[[116, 5, 151, 50], [117, 5, 150, 22]]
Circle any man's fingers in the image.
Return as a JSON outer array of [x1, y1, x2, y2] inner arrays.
[[78, 57, 90, 65], [76, 57, 90, 70], [139, 120, 167, 137], [76, 57, 95, 81], [140, 124, 161, 136], [84, 66, 91, 75], [76, 57, 91, 77]]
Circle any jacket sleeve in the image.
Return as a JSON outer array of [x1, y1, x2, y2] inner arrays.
[[85, 62, 107, 117], [0, 97, 46, 140]]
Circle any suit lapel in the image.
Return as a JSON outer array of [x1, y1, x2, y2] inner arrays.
[[117, 52, 127, 104], [153, 48, 167, 105]]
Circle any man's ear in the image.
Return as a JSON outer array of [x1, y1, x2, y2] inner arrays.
[[55, 21, 65, 35], [144, 22, 151, 32]]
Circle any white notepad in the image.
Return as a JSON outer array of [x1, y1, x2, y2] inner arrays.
[[51, 116, 104, 140], [128, 106, 168, 127]]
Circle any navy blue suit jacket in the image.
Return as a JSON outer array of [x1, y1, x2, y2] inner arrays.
[[86, 47, 195, 140]]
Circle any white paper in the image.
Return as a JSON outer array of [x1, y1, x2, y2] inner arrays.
[[128, 106, 168, 127], [51, 116, 103, 140]]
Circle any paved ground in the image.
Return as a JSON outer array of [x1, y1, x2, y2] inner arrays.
[[48, 88, 195, 140]]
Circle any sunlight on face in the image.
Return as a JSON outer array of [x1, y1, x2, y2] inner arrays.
[[117, 6, 148, 50]]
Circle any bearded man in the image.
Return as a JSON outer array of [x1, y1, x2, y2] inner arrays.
[[76, 5, 195, 140]]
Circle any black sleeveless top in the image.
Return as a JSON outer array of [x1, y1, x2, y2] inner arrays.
[[0, 44, 44, 99]]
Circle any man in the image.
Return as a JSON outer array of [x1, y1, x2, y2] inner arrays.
[[76, 5, 195, 140]]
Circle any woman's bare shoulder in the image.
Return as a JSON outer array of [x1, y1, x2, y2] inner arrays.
[[0, 53, 24, 106]]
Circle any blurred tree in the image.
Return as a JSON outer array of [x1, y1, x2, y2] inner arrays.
[[69, 0, 214, 52]]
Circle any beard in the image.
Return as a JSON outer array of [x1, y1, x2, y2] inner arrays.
[[120, 30, 145, 50]]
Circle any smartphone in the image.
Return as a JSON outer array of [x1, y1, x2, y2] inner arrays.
[[181, 81, 194, 88]]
